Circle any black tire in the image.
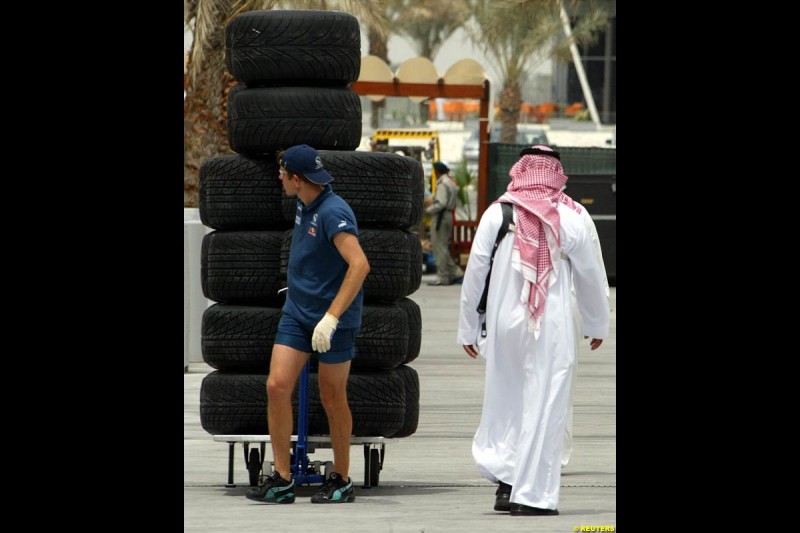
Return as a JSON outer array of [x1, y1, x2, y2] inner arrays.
[[407, 232, 423, 295], [247, 448, 261, 487], [201, 230, 286, 305], [281, 228, 421, 303], [397, 298, 422, 364], [199, 155, 291, 231], [201, 304, 283, 371], [200, 372, 269, 435], [351, 303, 408, 371], [226, 10, 361, 86], [306, 370, 405, 437], [281, 151, 423, 229], [392, 365, 420, 438], [227, 86, 362, 155], [369, 448, 380, 487], [199, 370, 405, 437], [201, 303, 409, 372]]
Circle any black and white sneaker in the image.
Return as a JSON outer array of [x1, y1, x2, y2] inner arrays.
[[245, 471, 295, 504], [310, 472, 355, 504]]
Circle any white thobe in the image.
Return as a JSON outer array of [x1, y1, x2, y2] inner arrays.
[[457, 201, 609, 510], [563, 213, 609, 467]]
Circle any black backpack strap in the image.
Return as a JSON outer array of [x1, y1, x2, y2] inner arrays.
[[477, 203, 514, 337]]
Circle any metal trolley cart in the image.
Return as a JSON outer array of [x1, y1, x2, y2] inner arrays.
[[213, 361, 388, 489]]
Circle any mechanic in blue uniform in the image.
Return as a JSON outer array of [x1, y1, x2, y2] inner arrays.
[[247, 144, 370, 505]]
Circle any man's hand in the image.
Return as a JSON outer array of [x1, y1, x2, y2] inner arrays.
[[463, 345, 478, 359], [312, 313, 339, 353]]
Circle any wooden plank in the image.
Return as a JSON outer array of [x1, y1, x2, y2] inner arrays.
[[350, 80, 485, 99]]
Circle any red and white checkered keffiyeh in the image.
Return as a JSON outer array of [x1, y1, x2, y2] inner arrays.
[[496, 145, 570, 338]]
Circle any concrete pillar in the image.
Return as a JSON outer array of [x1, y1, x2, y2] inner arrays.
[[184, 221, 190, 372], [184, 208, 212, 366]]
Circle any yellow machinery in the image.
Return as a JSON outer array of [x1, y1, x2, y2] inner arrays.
[[369, 129, 441, 195], [368, 128, 444, 247]]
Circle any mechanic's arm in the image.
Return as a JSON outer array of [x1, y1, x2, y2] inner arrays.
[[327, 231, 371, 318], [426, 184, 448, 215]]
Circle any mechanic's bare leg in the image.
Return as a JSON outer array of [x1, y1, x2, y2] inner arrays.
[[267, 344, 309, 480], [318, 360, 352, 480]]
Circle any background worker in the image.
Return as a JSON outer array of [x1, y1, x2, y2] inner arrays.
[[425, 161, 463, 286]]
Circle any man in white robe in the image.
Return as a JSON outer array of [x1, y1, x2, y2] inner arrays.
[[457, 145, 609, 516]]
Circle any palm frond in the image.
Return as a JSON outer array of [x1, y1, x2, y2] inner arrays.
[[230, 0, 390, 40], [393, 0, 470, 58], [231, 0, 280, 19], [185, 0, 197, 24], [188, 0, 230, 85], [550, 0, 607, 62], [466, 0, 607, 83]]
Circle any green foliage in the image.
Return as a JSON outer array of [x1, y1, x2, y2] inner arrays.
[[464, 0, 608, 143], [392, 0, 471, 58], [466, 0, 607, 83]]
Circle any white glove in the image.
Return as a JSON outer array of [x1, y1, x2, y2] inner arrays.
[[312, 313, 339, 353]]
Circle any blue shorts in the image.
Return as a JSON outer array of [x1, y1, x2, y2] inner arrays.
[[275, 314, 357, 364]]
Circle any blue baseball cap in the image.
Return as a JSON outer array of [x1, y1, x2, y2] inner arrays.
[[280, 144, 334, 185]]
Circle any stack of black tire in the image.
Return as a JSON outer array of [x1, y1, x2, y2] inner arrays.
[[197, 10, 424, 461]]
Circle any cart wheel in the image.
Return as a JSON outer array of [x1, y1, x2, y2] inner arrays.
[[247, 448, 261, 487], [323, 461, 335, 478], [369, 449, 380, 487]]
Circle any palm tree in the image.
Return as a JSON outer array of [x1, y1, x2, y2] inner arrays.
[[465, 0, 606, 143], [184, 0, 239, 207], [393, 0, 470, 59], [364, 0, 394, 129], [392, 0, 471, 121], [184, 0, 389, 207]]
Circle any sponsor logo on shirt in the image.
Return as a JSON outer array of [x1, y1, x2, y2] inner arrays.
[[338, 219, 347, 228], [308, 226, 317, 237], [311, 213, 319, 226]]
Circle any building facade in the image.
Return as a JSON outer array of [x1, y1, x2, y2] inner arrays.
[[553, 0, 616, 124]]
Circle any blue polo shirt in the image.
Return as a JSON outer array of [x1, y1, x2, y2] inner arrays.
[[282, 185, 364, 330]]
